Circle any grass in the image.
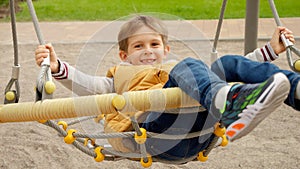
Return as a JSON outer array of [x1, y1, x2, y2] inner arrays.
[[2, 0, 300, 21]]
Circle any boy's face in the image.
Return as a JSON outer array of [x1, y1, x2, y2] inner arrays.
[[119, 26, 169, 65]]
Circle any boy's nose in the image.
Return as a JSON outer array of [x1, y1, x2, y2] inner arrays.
[[144, 47, 153, 55]]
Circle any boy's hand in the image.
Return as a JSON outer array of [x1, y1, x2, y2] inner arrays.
[[35, 43, 59, 73], [270, 26, 295, 55]]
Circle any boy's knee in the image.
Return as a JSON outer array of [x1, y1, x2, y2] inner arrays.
[[181, 57, 198, 64], [180, 57, 206, 67]]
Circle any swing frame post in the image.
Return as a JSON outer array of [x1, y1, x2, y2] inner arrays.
[[244, 0, 260, 55]]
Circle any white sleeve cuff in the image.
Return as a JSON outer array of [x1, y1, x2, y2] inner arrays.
[[52, 59, 69, 80], [260, 42, 279, 62]]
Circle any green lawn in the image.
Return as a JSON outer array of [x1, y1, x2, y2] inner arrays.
[[2, 0, 300, 21]]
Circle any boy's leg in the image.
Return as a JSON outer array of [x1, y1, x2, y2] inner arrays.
[[166, 58, 290, 141], [211, 55, 300, 110]]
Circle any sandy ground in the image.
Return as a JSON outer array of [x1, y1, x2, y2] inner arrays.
[[0, 40, 300, 169]]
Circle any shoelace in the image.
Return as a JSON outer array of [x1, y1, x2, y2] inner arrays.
[[238, 104, 262, 120]]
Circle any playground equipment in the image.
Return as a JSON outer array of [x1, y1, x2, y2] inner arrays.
[[1, 0, 300, 168]]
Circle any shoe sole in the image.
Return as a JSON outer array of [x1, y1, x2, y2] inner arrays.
[[226, 73, 290, 141]]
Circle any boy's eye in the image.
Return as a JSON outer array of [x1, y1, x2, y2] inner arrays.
[[134, 44, 142, 48], [152, 43, 160, 47]]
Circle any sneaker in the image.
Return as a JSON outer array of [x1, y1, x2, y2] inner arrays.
[[221, 73, 290, 141]]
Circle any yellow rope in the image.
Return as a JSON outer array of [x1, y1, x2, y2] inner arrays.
[[0, 88, 200, 123], [0, 94, 117, 123], [121, 88, 200, 113]]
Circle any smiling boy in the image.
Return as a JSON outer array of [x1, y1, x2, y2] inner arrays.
[[35, 15, 290, 163]]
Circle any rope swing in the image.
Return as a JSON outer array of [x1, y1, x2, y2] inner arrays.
[[1, 0, 300, 168]]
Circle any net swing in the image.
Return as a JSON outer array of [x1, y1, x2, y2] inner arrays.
[[1, 0, 299, 168]]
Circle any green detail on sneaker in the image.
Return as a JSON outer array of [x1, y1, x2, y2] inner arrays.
[[221, 80, 269, 126]]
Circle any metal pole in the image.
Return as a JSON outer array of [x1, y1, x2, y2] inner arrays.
[[244, 0, 260, 55], [210, 0, 228, 63]]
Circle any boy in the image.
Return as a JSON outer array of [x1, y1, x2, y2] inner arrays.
[[35, 15, 290, 162]]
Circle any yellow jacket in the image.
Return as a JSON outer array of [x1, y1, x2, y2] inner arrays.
[[105, 62, 177, 152]]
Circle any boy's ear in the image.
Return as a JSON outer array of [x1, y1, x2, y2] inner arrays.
[[119, 50, 128, 61], [164, 45, 170, 55]]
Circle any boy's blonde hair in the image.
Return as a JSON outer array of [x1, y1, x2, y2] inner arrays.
[[118, 15, 168, 52]]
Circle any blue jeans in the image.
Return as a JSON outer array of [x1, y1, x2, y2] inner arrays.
[[211, 55, 300, 111], [141, 57, 227, 162]]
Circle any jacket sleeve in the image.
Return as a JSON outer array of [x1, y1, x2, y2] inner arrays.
[[245, 42, 278, 62], [51, 59, 114, 96]]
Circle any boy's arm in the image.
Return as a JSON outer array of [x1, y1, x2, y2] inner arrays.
[[52, 60, 114, 96], [245, 26, 295, 62], [245, 42, 278, 62]]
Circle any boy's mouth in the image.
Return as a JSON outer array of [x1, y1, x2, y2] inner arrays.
[[141, 59, 156, 64]]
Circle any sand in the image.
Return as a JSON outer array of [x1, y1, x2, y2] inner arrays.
[[0, 39, 300, 169]]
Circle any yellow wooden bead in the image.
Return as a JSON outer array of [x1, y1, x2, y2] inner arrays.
[[214, 124, 226, 137], [220, 135, 229, 147], [5, 91, 15, 101], [94, 147, 105, 162], [44, 81, 56, 94], [197, 151, 208, 162], [58, 121, 68, 131], [64, 129, 76, 144], [140, 155, 152, 168], [112, 95, 126, 110], [294, 59, 300, 72], [134, 128, 147, 144]]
